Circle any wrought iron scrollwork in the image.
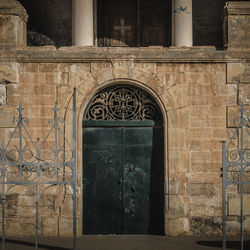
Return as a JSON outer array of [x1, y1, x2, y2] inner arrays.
[[85, 85, 162, 121], [222, 104, 250, 250], [0, 89, 77, 250]]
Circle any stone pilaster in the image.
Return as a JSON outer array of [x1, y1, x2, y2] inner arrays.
[[0, 0, 28, 48], [224, 2, 250, 50]]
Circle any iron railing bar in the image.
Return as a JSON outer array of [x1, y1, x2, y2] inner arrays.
[[72, 88, 77, 250], [222, 141, 227, 250], [57, 125, 74, 152], [40, 121, 55, 150], [4, 125, 18, 150], [0, 100, 77, 249], [240, 105, 244, 250], [1, 140, 6, 250]]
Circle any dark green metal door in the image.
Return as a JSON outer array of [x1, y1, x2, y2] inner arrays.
[[83, 121, 164, 235]]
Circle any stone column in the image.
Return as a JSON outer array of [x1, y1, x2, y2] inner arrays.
[[72, 0, 94, 46], [172, 0, 193, 47]]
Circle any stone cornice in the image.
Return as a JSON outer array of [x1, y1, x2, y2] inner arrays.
[[225, 1, 250, 15], [4, 46, 248, 63], [0, 0, 28, 22]]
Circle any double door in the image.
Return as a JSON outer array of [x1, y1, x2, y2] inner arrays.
[[82, 121, 164, 235]]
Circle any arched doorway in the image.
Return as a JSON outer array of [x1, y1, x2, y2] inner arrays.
[[82, 84, 164, 235]]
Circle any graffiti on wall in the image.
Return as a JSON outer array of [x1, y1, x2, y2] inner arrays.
[[173, 6, 191, 14]]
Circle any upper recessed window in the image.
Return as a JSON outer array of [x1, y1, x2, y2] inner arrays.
[[97, 0, 172, 47]]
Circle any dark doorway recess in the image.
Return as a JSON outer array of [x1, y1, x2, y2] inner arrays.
[[82, 85, 165, 235]]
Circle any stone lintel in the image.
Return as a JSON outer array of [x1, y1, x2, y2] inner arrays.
[[0, 0, 28, 22], [12, 46, 250, 63], [225, 1, 250, 16]]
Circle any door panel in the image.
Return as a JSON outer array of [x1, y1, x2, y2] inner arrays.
[[83, 125, 164, 235], [123, 127, 152, 234], [83, 128, 123, 234]]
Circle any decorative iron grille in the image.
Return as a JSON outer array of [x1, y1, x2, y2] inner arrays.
[[84, 85, 162, 121], [0, 90, 77, 250], [222, 104, 250, 250]]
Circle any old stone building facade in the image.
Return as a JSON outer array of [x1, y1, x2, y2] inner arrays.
[[0, 0, 249, 237]]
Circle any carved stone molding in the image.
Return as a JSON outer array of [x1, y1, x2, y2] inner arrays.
[[0, 0, 28, 22]]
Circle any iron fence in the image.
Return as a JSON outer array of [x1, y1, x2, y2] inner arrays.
[[222, 104, 250, 250], [0, 89, 77, 250]]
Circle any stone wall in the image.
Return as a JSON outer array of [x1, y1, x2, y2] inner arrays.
[[0, 0, 249, 238], [0, 46, 249, 236]]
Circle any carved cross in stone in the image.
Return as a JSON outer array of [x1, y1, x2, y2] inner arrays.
[[113, 18, 131, 37]]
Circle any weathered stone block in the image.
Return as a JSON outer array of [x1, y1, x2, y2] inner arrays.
[[5, 194, 18, 218], [0, 0, 27, 47], [0, 109, 14, 127], [43, 217, 58, 236], [227, 106, 250, 128], [239, 84, 250, 105], [225, 220, 240, 236], [228, 195, 250, 216], [0, 84, 6, 105], [191, 151, 221, 164], [168, 180, 180, 195], [59, 217, 73, 237], [39, 195, 55, 208], [0, 63, 18, 83], [227, 63, 250, 84], [190, 217, 221, 236], [243, 218, 250, 235], [18, 195, 35, 207], [18, 206, 36, 218], [189, 195, 221, 217], [186, 183, 214, 195], [165, 218, 190, 236], [60, 195, 73, 217], [167, 195, 185, 218], [225, 2, 250, 49], [5, 219, 21, 236]]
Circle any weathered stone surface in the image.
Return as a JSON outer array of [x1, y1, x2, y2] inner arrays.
[[165, 218, 190, 236], [225, 2, 250, 49], [0, 2, 249, 238], [186, 183, 214, 195], [5, 194, 18, 218], [227, 106, 250, 128], [59, 218, 73, 237], [43, 217, 58, 236], [243, 218, 250, 235], [167, 195, 185, 218], [0, 63, 18, 83], [0, 84, 6, 105], [0, 0, 27, 47], [228, 195, 250, 216], [0, 109, 13, 129], [227, 63, 250, 84], [39, 195, 55, 208], [190, 217, 221, 236], [239, 84, 250, 105], [225, 220, 240, 236], [18, 195, 35, 207]]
